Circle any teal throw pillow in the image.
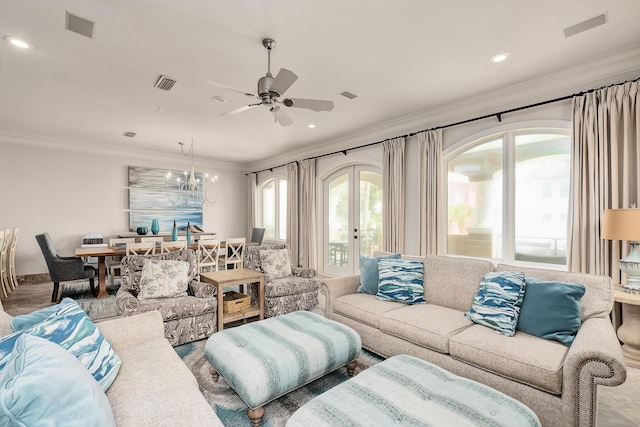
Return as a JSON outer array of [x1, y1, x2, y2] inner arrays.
[[0, 299, 121, 392], [517, 278, 586, 346], [464, 271, 526, 336], [0, 334, 116, 427], [10, 298, 76, 332], [357, 253, 401, 295], [376, 258, 425, 304]]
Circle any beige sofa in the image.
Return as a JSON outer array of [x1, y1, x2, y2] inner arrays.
[[322, 254, 627, 427], [0, 300, 223, 426]]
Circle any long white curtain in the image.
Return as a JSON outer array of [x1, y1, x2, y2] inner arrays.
[[417, 129, 444, 255], [300, 159, 317, 269], [382, 137, 406, 253], [247, 173, 257, 238], [287, 162, 299, 266], [568, 80, 639, 330]]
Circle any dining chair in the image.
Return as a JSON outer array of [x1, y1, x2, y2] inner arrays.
[[36, 232, 96, 302], [140, 236, 164, 244], [223, 238, 246, 270], [198, 238, 220, 275], [7, 227, 20, 291], [250, 227, 266, 245], [126, 241, 156, 255], [0, 230, 6, 299], [161, 240, 188, 253], [107, 237, 135, 283]]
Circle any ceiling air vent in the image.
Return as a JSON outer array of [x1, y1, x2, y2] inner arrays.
[[122, 131, 136, 138], [339, 90, 359, 100], [564, 13, 607, 38], [65, 12, 95, 39], [154, 75, 177, 91]]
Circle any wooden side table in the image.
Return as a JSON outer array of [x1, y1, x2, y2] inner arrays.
[[200, 268, 264, 331], [614, 286, 640, 368]]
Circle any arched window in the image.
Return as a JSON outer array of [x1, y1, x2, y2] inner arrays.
[[446, 128, 570, 266], [257, 177, 287, 240]]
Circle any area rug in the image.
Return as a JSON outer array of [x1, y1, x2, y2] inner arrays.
[[176, 339, 383, 427], [59, 279, 122, 321]]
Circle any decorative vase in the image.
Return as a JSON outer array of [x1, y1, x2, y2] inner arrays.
[[172, 220, 178, 241], [186, 222, 192, 244], [151, 219, 160, 235]]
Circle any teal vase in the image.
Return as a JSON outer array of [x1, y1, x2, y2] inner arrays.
[[186, 222, 192, 244], [172, 220, 178, 241], [151, 219, 160, 235]]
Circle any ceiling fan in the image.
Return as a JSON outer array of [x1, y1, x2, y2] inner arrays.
[[205, 38, 334, 126]]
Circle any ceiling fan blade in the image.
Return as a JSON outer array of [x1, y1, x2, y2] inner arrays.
[[204, 80, 256, 98], [220, 103, 262, 116], [283, 98, 334, 112], [269, 68, 298, 97], [272, 107, 293, 127]]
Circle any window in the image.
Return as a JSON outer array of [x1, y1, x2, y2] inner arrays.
[[257, 177, 287, 240], [446, 130, 570, 266]]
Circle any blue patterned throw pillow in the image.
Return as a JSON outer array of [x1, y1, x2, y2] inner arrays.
[[376, 258, 425, 304], [10, 298, 76, 332], [465, 271, 526, 336], [0, 299, 121, 391]]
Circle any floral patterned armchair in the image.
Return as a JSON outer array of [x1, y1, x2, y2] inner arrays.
[[115, 249, 217, 346], [243, 244, 319, 318]]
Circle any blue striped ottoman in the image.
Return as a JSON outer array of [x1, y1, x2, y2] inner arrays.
[[204, 311, 361, 427], [286, 354, 541, 427]]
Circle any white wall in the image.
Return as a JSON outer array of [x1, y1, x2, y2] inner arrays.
[[0, 136, 247, 276]]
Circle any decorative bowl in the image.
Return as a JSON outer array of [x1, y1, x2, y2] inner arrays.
[[136, 227, 149, 235]]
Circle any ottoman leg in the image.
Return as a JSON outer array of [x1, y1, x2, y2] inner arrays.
[[209, 366, 219, 382], [248, 406, 265, 427], [346, 360, 357, 377]]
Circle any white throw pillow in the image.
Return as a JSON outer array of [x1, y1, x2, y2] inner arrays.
[[259, 249, 292, 279], [138, 259, 190, 299]]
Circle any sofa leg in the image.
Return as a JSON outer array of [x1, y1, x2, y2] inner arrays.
[[209, 366, 219, 382], [51, 282, 60, 302], [346, 360, 357, 377], [248, 406, 265, 427]]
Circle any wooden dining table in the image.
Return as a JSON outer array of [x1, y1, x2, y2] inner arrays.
[[74, 241, 245, 298]]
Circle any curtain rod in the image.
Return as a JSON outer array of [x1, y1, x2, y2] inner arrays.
[[247, 76, 639, 175]]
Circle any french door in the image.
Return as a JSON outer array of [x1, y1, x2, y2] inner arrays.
[[323, 165, 382, 276]]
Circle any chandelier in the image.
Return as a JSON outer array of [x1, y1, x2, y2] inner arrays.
[[166, 139, 218, 207]]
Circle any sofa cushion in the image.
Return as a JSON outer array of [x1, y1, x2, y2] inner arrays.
[[134, 295, 216, 321], [380, 304, 474, 353], [259, 248, 293, 279], [464, 271, 526, 336], [420, 255, 494, 312], [449, 324, 567, 395], [265, 276, 319, 298], [517, 278, 586, 346], [0, 335, 116, 427], [376, 258, 426, 304], [0, 298, 121, 392], [357, 253, 401, 295], [333, 294, 404, 329], [138, 259, 190, 299]]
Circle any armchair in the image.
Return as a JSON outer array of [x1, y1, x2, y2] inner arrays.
[[36, 233, 96, 302], [115, 249, 217, 346], [243, 244, 319, 318]]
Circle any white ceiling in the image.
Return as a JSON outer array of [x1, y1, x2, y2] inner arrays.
[[1, 1, 639, 168]]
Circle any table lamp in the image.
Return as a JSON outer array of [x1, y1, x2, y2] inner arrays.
[[601, 208, 640, 291]]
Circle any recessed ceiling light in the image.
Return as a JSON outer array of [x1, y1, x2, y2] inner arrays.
[[308, 124, 316, 129], [490, 53, 509, 63], [4, 36, 32, 49], [211, 96, 227, 103]]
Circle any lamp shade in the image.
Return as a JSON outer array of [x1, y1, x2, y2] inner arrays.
[[601, 209, 640, 241]]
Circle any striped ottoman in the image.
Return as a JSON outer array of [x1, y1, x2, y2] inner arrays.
[[204, 311, 361, 427], [286, 354, 541, 427]]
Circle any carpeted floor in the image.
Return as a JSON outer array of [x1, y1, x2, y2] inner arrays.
[[59, 279, 122, 321]]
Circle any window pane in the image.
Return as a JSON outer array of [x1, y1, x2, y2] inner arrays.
[[328, 174, 349, 266], [279, 180, 287, 240], [261, 181, 275, 239], [514, 134, 570, 265], [447, 139, 503, 258], [359, 171, 382, 257]]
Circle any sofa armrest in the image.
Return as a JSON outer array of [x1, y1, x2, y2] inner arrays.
[[561, 316, 627, 427], [115, 287, 138, 313], [292, 267, 316, 278], [96, 311, 165, 353], [321, 275, 361, 319], [190, 280, 217, 298]]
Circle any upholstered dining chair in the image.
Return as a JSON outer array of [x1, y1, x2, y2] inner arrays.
[[115, 249, 218, 346], [250, 227, 266, 245], [35, 233, 96, 302], [126, 241, 156, 255]]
